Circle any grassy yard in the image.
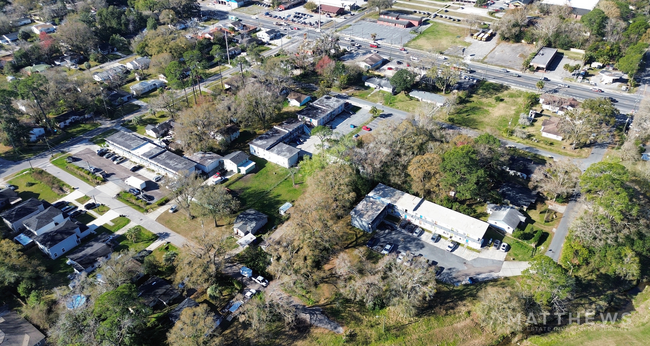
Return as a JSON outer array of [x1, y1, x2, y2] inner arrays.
[[406, 21, 471, 53], [114, 225, 158, 252], [75, 213, 96, 225], [351, 89, 423, 113], [123, 113, 170, 136], [516, 110, 592, 158], [94, 204, 110, 215], [8, 169, 71, 203], [24, 246, 74, 289], [94, 216, 130, 235], [51, 154, 105, 186], [76, 195, 90, 204], [90, 129, 118, 145]]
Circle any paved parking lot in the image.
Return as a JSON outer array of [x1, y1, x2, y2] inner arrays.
[[331, 107, 372, 137], [339, 21, 420, 47], [71, 148, 169, 203]]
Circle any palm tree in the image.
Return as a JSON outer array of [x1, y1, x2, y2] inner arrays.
[[371, 33, 377, 41], [536, 80, 545, 91]]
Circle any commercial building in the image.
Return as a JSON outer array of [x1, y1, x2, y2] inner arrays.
[[529, 47, 557, 71], [296, 95, 346, 126], [105, 130, 196, 177], [541, 0, 599, 19], [358, 53, 385, 70], [278, 0, 304, 10], [257, 29, 281, 42], [378, 11, 423, 27], [320, 4, 344, 15], [249, 119, 305, 168], [350, 183, 490, 250]]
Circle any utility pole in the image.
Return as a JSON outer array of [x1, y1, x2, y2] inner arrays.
[[318, 0, 321, 32], [224, 31, 231, 66], [239, 62, 245, 87]]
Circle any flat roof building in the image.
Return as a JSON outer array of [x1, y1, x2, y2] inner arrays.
[[296, 95, 345, 127], [249, 119, 306, 168], [529, 47, 558, 71]]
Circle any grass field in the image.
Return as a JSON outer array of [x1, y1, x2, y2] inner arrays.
[[123, 113, 170, 136], [351, 89, 423, 113], [76, 195, 91, 204], [8, 169, 70, 203], [51, 154, 105, 186], [114, 225, 158, 252], [406, 21, 470, 53], [95, 216, 131, 235]]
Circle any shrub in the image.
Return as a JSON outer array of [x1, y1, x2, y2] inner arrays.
[[66, 164, 104, 185], [531, 229, 543, 247], [117, 191, 149, 211], [155, 197, 169, 206], [31, 168, 68, 194]]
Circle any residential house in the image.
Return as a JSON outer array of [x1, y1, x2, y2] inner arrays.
[[169, 298, 199, 323], [278, 0, 304, 10], [249, 119, 305, 168], [126, 57, 151, 71], [97, 43, 116, 55], [541, 0, 599, 19], [53, 110, 92, 128], [22, 64, 50, 75], [541, 117, 563, 141], [365, 77, 394, 93], [0, 187, 21, 210], [23, 206, 64, 236], [107, 90, 132, 106], [54, 54, 84, 67], [296, 95, 346, 126], [214, 124, 240, 144], [130, 80, 166, 97], [222, 151, 256, 174], [1, 32, 19, 45], [186, 151, 223, 173], [33, 219, 91, 259], [350, 183, 490, 250], [220, 20, 245, 31], [287, 91, 311, 107], [508, 0, 534, 8], [226, 46, 242, 57], [0, 310, 45, 346], [409, 90, 447, 106], [233, 209, 268, 237], [539, 94, 579, 115], [529, 47, 557, 71], [106, 130, 197, 177], [31, 23, 56, 35], [93, 64, 128, 82], [320, 4, 344, 15], [138, 276, 181, 308], [358, 53, 385, 70], [499, 183, 538, 210], [66, 238, 114, 274], [257, 29, 281, 43], [12, 17, 32, 26], [29, 127, 45, 142], [145, 120, 173, 138], [1, 198, 44, 231], [487, 204, 527, 234]]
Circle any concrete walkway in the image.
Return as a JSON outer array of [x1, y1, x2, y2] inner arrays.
[[499, 261, 531, 277]]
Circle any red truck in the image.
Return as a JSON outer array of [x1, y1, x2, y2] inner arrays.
[[369, 43, 379, 48]]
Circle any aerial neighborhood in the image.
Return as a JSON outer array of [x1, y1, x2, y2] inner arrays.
[[0, 0, 649, 345]]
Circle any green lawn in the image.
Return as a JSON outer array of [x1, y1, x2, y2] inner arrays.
[[95, 217, 131, 235], [406, 21, 471, 53], [75, 213, 96, 225], [76, 195, 91, 204], [8, 169, 71, 203], [94, 204, 110, 215], [51, 154, 105, 186], [114, 225, 158, 252], [123, 113, 170, 136], [351, 89, 423, 113]]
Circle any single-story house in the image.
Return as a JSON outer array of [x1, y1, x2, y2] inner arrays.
[[145, 120, 173, 138], [0, 310, 45, 346], [257, 29, 281, 43], [54, 54, 84, 67], [236, 233, 257, 247], [529, 47, 557, 71], [486, 204, 527, 234], [377, 17, 412, 28], [223, 151, 256, 174], [499, 183, 538, 210], [33, 219, 91, 260], [365, 77, 394, 93], [0, 32, 19, 45], [0, 187, 21, 210], [168, 298, 199, 323], [107, 90, 133, 106], [358, 54, 385, 70], [66, 238, 114, 274], [138, 276, 181, 308], [541, 117, 563, 141], [93, 64, 128, 82], [287, 91, 311, 107], [213, 124, 240, 144], [509, 0, 534, 8], [22, 64, 50, 75], [233, 209, 268, 237], [31, 23, 56, 35], [186, 151, 223, 173], [351, 183, 490, 249], [29, 127, 45, 142], [409, 90, 447, 106], [296, 95, 346, 127], [378, 11, 422, 27], [12, 17, 32, 26], [53, 110, 92, 128], [278, 0, 304, 10], [130, 80, 166, 97], [320, 4, 344, 15], [540, 94, 579, 115], [126, 57, 151, 71], [23, 206, 64, 236], [1, 198, 44, 231], [97, 43, 116, 55]]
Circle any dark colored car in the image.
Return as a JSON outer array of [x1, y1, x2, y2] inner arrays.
[[84, 202, 99, 210], [104, 152, 114, 159], [431, 233, 441, 242], [70, 209, 85, 218], [53, 201, 68, 209], [366, 237, 379, 248], [66, 156, 76, 163], [128, 188, 141, 195], [130, 165, 143, 172]]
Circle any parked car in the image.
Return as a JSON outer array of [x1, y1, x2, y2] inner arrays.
[[62, 205, 77, 214], [110, 155, 120, 162], [66, 156, 76, 163], [84, 202, 99, 210], [130, 165, 143, 172], [128, 188, 141, 195], [413, 227, 424, 237], [153, 175, 163, 182], [252, 276, 269, 287], [104, 152, 114, 159], [244, 289, 257, 300], [431, 233, 441, 242], [70, 209, 85, 218], [53, 201, 68, 209], [381, 243, 394, 255], [493, 239, 501, 249], [447, 241, 458, 252], [115, 157, 127, 164], [96, 148, 108, 156], [500, 243, 509, 252], [396, 252, 406, 263], [362, 125, 371, 131], [169, 205, 178, 213], [366, 237, 378, 248]]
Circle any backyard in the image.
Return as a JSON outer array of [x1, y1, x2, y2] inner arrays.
[[123, 113, 170, 136], [406, 21, 471, 53], [8, 168, 71, 203], [352, 89, 423, 113]]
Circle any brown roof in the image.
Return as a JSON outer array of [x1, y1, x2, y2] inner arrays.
[[540, 94, 579, 108], [541, 117, 562, 136], [288, 91, 309, 103], [320, 4, 344, 13]]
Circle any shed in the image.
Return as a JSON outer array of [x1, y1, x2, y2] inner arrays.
[[279, 202, 293, 215]]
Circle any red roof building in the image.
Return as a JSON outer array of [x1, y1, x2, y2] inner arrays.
[[320, 4, 344, 15]]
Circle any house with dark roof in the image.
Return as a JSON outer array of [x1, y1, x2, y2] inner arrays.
[[249, 119, 305, 168], [53, 110, 92, 128], [169, 298, 199, 323], [540, 94, 579, 115], [126, 57, 151, 70], [0, 32, 19, 45], [138, 276, 181, 308], [186, 151, 223, 173], [223, 151, 256, 174], [487, 204, 527, 234], [233, 209, 268, 237], [23, 206, 64, 236], [529, 47, 558, 71], [350, 196, 389, 233], [499, 183, 538, 210], [0, 187, 21, 210], [0, 310, 46, 346], [107, 90, 133, 106], [296, 95, 346, 127], [365, 77, 394, 93], [213, 124, 240, 144], [358, 54, 385, 70], [145, 120, 173, 138], [33, 219, 91, 259], [66, 238, 114, 274], [287, 91, 311, 107], [320, 4, 344, 15], [541, 117, 563, 141], [1, 198, 44, 231], [378, 11, 422, 27]]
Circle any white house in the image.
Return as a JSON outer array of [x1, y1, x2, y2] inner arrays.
[[541, 117, 563, 141], [31, 23, 56, 35], [257, 29, 281, 42], [126, 57, 151, 71], [33, 219, 91, 260], [296, 95, 346, 127], [287, 92, 311, 107], [186, 151, 223, 173], [486, 204, 527, 234], [53, 110, 92, 129], [214, 124, 240, 144], [130, 80, 166, 96], [29, 127, 45, 142], [365, 77, 394, 93], [223, 151, 256, 174], [409, 90, 447, 106], [23, 206, 64, 236], [249, 119, 305, 168], [233, 209, 268, 237]]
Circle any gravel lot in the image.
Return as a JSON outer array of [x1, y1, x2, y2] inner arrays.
[[483, 42, 536, 70]]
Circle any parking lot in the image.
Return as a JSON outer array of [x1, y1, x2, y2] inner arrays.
[[70, 148, 169, 203], [339, 21, 421, 47], [371, 222, 507, 283], [263, 5, 331, 28]]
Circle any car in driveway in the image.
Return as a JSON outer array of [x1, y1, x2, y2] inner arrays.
[[84, 202, 99, 210], [381, 243, 394, 255], [366, 237, 378, 248], [169, 205, 178, 213], [62, 205, 77, 214], [244, 289, 257, 300], [447, 241, 458, 252], [500, 243, 509, 252], [128, 188, 141, 195], [70, 209, 85, 218], [252, 276, 269, 287], [53, 201, 68, 209], [493, 239, 501, 249]]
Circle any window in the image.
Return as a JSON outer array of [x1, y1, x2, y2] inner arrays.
[[54, 253, 58, 257], [62, 248, 66, 252]]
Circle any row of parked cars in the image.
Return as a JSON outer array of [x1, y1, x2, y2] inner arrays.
[[96, 148, 164, 182], [52, 200, 102, 219]]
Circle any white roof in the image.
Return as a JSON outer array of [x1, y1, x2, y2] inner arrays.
[[541, 0, 599, 10], [125, 176, 145, 185]]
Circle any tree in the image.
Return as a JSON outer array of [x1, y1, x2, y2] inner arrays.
[[159, 9, 178, 25], [147, 17, 158, 31], [172, 171, 204, 219], [475, 286, 527, 335], [311, 125, 333, 155], [175, 227, 231, 287], [163, 251, 178, 266], [149, 89, 181, 119], [429, 63, 459, 94], [0, 239, 42, 297], [167, 304, 220, 346], [520, 255, 575, 310], [579, 162, 637, 222], [440, 145, 488, 200], [408, 153, 443, 199], [531, 160, 581, 201], [494, 8, 527, 41], [93, 284, 149, 345], [95, 249, 142, 292], [236, 81, 283, 129], [580, 8, 607, 36], [56, 16, 97, 55], [124, 226, 139, 243], [195, 184, 240, 227], [390, 69, 417, 94], [536, 80, 545, 91], [175, 102, 225, 154], [370, 33, 377, 41], [109, 34, 129, 52], [370, 106, 382, 118], [558, 107, 613, 149], [367, 0, 393, 11], [304, 1, 317, 11], [0, 116, 30, 149]]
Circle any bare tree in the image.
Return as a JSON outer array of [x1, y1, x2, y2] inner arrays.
[[195, 184, 240, 227], [236, 81, 283, 129], [171, 171, 203, 219], [531, 160, 581, 201], [167, 304, 221, 346], [149, 89, 181, 119], [535, 15, 562, 42]]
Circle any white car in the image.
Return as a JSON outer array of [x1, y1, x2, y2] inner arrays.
[[447, 242, 458, 252], [381, 243, 394, 255], [252, 276, 269, 287], [410, 56, 419, 61], [500, 243, 509, 252], [169, 205, 178, 213], [244, 289, 257, 299], [154, 175, 163, 182], [396, 252, 405, 263]]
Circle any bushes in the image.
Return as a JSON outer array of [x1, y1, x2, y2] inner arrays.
[[117, 191, 149, 212], [66, 164, 104, 185], [31, 168, 69, 194], [155, 197, 169, 206]]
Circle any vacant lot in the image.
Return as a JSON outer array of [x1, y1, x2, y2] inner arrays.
[[483, 41, 536, 68], [406, 21, 470, 53], [8, 169, 71, 203]]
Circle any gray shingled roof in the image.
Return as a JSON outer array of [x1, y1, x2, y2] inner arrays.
[[23, 206, 62, 232], [0, 198, 42, 223], [33, 219, 80, 249]]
